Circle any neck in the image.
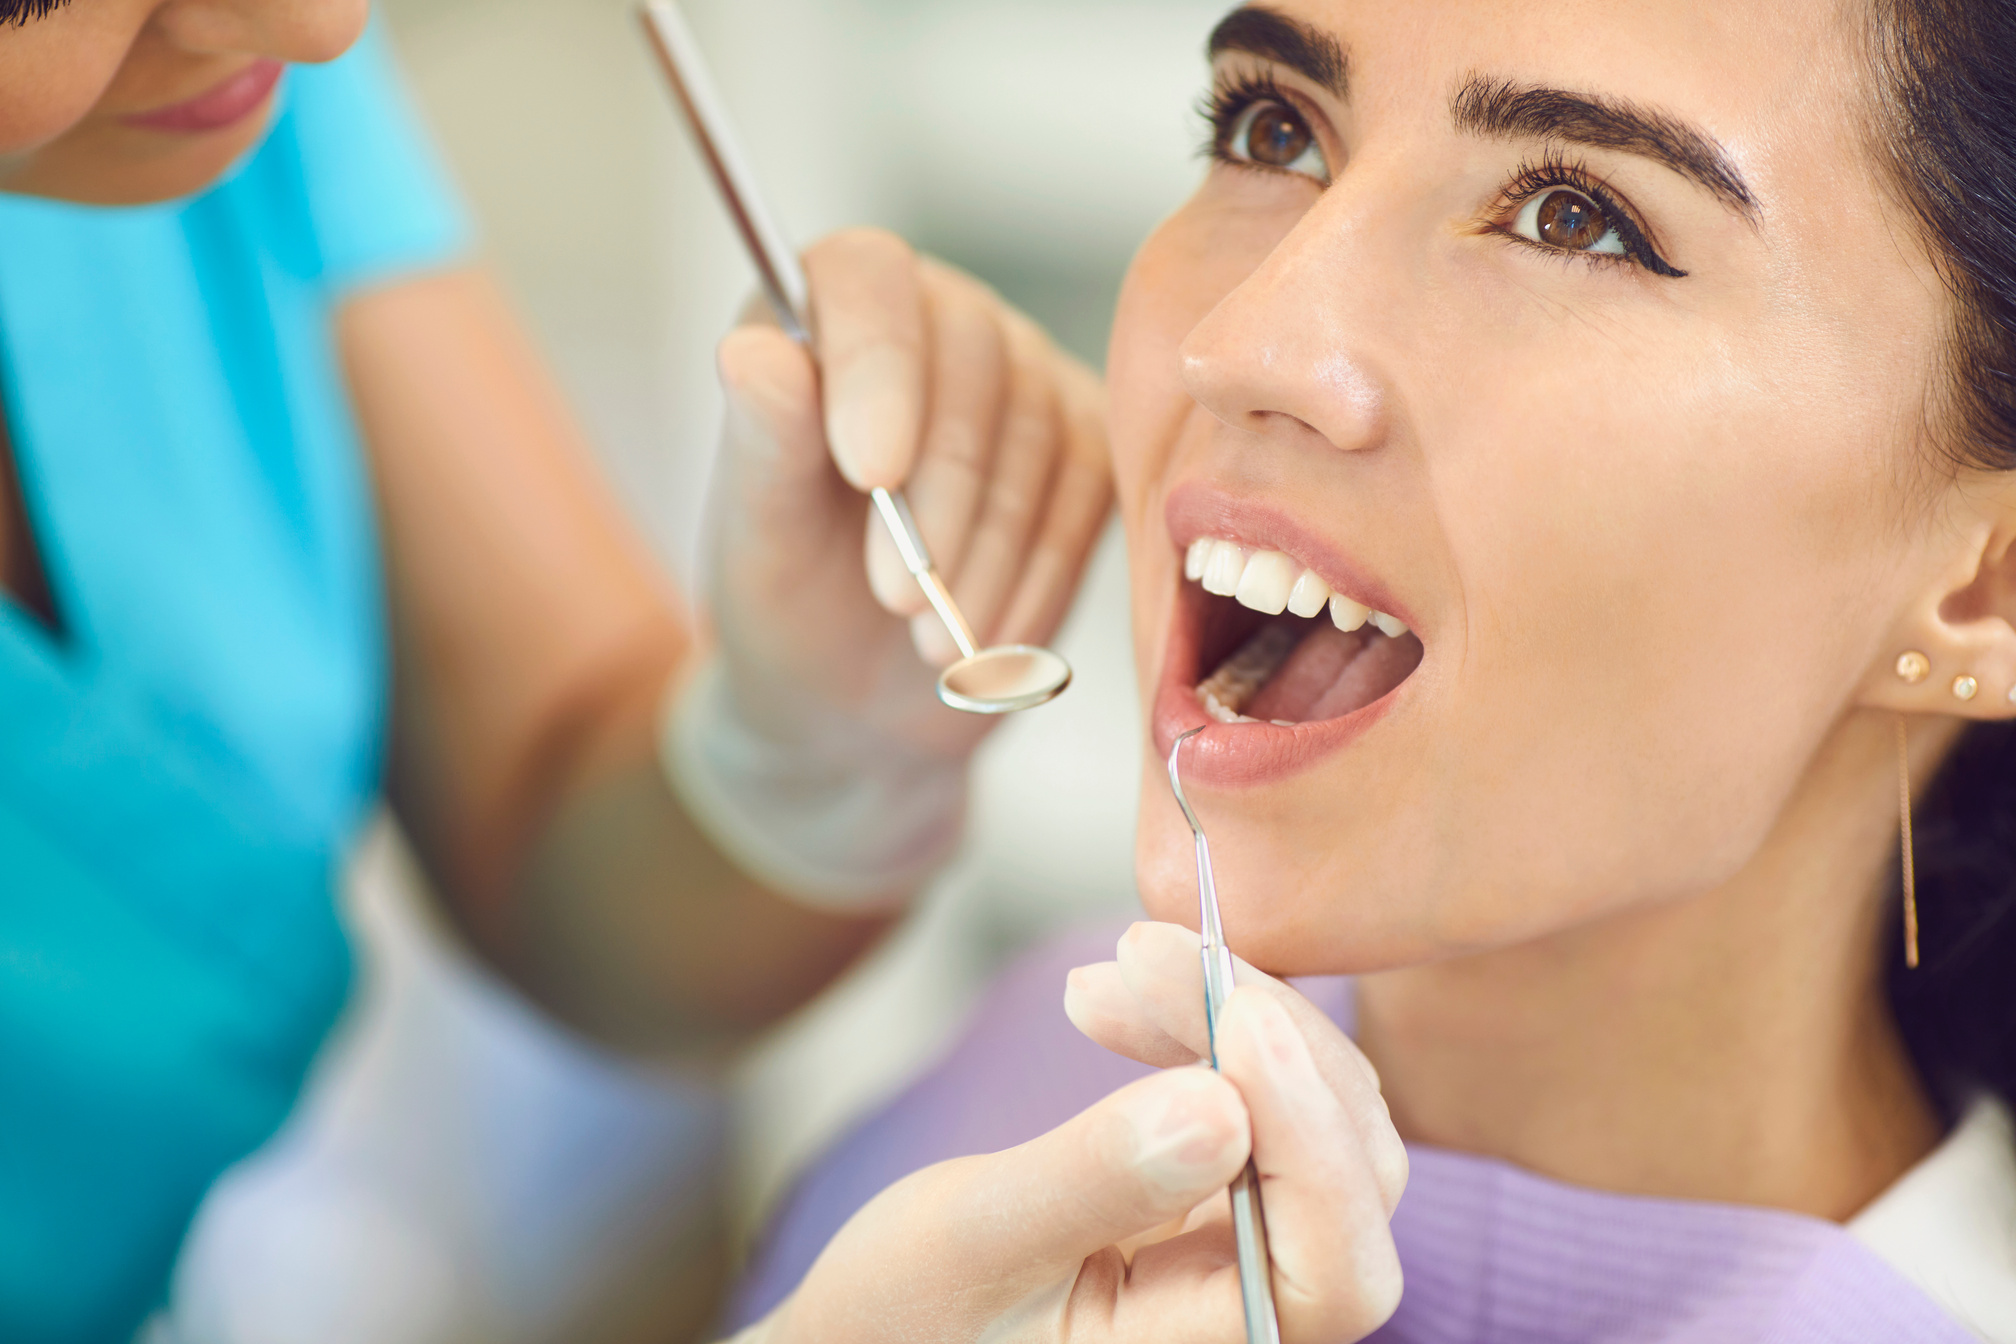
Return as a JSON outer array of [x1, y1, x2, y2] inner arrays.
[[1355, 710, 1947, 1221]]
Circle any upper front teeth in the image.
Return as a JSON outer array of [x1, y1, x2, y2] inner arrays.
[[1184, 537, 1409, 638], [1234, 550, 1298, 615]]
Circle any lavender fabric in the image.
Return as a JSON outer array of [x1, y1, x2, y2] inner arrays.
[[729, 922, 1975, 1343]]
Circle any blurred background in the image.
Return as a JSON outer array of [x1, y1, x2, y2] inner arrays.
[[158, 1, 1227, 1340]]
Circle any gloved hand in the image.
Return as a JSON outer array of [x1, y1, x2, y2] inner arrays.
[[728, 921, 1407, 1343], [665, 228, 1111, 911]]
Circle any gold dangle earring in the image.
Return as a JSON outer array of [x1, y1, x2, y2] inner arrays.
[[1892, 649, 1927, 970], [1895, 713, 1921, 970]]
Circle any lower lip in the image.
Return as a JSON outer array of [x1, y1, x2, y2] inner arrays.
[[1151, 580, 1408, 788], [124, 60, 284, 135]]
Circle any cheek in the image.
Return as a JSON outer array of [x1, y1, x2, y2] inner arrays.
[[0, 33, 130, 153], [1109, 219, 1203, 519], [1420, 310, 1913, 902]]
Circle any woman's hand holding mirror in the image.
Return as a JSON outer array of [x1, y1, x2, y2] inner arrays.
[[710, 228, 1110, 762]]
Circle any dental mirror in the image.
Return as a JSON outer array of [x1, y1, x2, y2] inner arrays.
[[640, 0, 1073, 716]]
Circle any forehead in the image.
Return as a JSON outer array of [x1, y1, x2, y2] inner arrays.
[[1242, 0, 1869, 150]]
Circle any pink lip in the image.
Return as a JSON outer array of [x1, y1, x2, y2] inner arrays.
[[124, 59, 284, 134], [1151, 481, 1418, 788]]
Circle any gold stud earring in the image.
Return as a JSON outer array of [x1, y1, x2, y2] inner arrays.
[[1896, 716, 1921, 970], [1896, 650, 1931, 684], [1953, 674, 1979, 702]]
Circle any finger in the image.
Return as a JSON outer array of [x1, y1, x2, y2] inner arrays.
[[1118, 922, 1407, 1211], [804, 228, 928, 491], [716, 324, 854, 535], [991, 357, 1115, 650], [864, 262, 1011, 617], [1113, 921, 1263, 1059], [796, 1067, 1250, 1337], [941, 309, 1065, 647], [1217, 989, 1405, 1340], [1076, 1221, 1246, 1344], [1065, 960, 1200, 1069]]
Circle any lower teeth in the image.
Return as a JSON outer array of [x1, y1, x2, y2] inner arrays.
[[1195, 622, 1299, 720]]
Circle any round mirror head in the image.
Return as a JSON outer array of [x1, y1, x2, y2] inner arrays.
[[936, 644, 1072, 715]]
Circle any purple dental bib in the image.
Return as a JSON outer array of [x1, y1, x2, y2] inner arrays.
[[729, 923, 1974, 1343]]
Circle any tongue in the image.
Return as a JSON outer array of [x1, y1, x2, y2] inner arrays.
[[1246, 623, 1423, 723]]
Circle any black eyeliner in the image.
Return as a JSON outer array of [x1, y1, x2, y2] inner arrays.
[[1497, 154, 1687, 278]]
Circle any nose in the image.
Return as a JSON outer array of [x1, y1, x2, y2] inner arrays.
[[1179, 188, 1398, 458], [147, 0, 368, 65]]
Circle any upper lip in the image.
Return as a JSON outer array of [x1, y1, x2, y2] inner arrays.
[[122, 59, 284, 132], [1163, 480, 1416, 634]]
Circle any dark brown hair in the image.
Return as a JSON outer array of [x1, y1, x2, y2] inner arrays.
[[1870, 0, 2016, 1117]]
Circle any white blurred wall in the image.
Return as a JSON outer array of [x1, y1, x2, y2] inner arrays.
[[161, 2, 1230, 1340]]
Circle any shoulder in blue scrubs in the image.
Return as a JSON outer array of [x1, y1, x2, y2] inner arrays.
[[0, 27, 469, 1342]]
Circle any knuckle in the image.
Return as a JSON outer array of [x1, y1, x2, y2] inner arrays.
[[920, 254, 999, 309], [808, 224, 913, 269]]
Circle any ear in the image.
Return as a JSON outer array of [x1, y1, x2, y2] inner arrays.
[[1862, 514, 2016, 718]]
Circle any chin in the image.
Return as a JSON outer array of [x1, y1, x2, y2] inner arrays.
[[1132, 781, 1422, 977], [2, 114, 272, 207]]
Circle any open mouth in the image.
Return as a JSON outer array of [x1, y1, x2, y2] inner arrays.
[[1177, 536, 1424, 728]]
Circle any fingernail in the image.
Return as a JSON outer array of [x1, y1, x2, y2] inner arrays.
[[1061, 967, 1094, 1033], [1121, 1069, 1243, 1195]]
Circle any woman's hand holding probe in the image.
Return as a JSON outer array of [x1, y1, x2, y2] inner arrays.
[[730, 920, 1406, 1343], [662, 228, 1112, 911]]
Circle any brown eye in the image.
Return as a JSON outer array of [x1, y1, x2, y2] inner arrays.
[[1536, 191, 1607, 248], [1224, 98, 1329, 181], [1512, 187, 1627, 257], [1246, 103, 1311, 167]]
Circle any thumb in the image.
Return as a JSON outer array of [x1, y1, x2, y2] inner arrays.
[[717, 323, 837, 501], [790, 1067, 1249, 1339]]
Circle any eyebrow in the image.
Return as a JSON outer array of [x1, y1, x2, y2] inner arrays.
[[1207, 5, 1349, 100], [1452, 75, 1757, 221]]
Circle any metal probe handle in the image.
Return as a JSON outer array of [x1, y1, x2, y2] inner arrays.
[[1170, 730, 1283, 1344], [639, 0, 974, 662], [871, 489, 978, 659]]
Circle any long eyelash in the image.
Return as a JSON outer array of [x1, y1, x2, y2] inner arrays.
[[1491, 153, 1687, 278], [1197, 71, 1300, 166], [0, 0, 70, 25]]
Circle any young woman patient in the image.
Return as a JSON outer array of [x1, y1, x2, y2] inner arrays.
[[701, 0, 2016, 1338]]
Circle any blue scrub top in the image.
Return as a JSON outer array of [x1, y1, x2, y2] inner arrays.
[[0, 29, 469, 1343]]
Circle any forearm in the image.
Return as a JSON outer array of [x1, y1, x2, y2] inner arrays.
[[388, 608, 894, 1053], [480, 692, 894, 1054], [391, 628, 891, 1047], [347, 267, 890, 1052]]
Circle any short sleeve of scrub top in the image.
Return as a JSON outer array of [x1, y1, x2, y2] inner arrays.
[[0, 27, 471, 1344]]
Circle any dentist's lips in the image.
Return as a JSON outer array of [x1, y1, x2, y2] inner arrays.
[[1153, 487, 1424, 786], [123, 60, 284, 134]]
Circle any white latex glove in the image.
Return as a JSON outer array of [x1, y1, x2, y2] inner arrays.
[[729, 921, 1407, 1343], [671, 229, 1110, 909]]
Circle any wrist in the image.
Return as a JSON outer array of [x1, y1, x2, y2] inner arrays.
[[659, 655, 968, 912]]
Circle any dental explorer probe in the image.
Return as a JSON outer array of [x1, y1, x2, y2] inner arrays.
[[639, 0, 1073, 716], [1169, 726, 1283, 1344]]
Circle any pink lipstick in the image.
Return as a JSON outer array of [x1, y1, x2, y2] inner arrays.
[[124, 60, 284, 135]]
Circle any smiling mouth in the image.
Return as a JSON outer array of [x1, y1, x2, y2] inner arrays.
[[1180, 536, 1424, 726]]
